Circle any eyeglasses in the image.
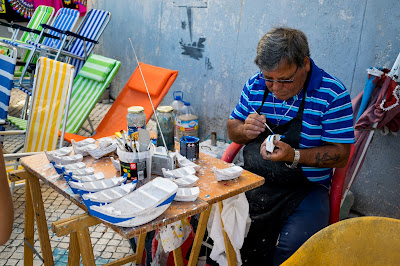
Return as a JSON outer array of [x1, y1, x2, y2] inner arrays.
[[259, 67, 298, 84]]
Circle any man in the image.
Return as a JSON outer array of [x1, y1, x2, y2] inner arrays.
[[227, 27, 354, 265]]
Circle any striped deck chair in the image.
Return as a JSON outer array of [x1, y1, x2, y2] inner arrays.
[[3, 8, 79, 89], [0, 42, 17, 133], [8, 54, 121, 134], [63, 54, 121, 134], [0, 5, 55, 79], [41, 9, 111, 75], [63, 62, 178, 143], [1, 57, 75, 190]]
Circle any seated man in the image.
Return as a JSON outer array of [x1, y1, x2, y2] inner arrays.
[[227, 27, 355, 265]]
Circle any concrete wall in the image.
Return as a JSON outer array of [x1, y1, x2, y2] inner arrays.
[[93, 1, 400, 217]]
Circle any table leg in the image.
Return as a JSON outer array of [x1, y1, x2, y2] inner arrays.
[[77, 228, 95, 266], [187, 205, 212, 266], [68, 232, 80, 266], [135, 233, 147, 264], [173, 247, 184, 266], [29, 175, 54, 266], [24, 180, 34, 266], [218, 201, 237, 266]]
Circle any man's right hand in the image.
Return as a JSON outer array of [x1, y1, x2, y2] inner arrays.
[[243, 113, 266, 140]]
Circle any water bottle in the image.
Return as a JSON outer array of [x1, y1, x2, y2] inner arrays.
[[171, 91, 184, 116], [127, 106, 146, 136], [175, 101, 198, 139]]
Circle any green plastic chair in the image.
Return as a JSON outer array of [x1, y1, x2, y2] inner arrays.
[[8, 54, 121, 135]]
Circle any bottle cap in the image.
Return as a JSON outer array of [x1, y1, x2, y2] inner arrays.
[[157, 106, 173, 113], [128, 106, 144, 113], [184, 101, 190, 106]]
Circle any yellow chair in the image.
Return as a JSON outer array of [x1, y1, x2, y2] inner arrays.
[[282, 216, 400, 265]]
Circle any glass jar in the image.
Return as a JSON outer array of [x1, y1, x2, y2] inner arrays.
[[156, 106, 174, 151], [127, 106, 146, 136]]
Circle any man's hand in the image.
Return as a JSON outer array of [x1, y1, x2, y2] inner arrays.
[[260, 139, 294, 162], [243, 113, 266, 140]]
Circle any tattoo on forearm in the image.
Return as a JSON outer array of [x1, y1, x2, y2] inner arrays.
[[315, 152, 340, 167]]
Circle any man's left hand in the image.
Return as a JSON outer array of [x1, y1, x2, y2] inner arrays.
[[260, 140, 294, 162]]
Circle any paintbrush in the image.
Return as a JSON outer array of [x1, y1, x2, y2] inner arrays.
[[250, 105, 275, 134], [119, 130, 133, 152]]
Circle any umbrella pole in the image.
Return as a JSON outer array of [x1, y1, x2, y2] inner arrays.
[[341, 122, 378, 206]]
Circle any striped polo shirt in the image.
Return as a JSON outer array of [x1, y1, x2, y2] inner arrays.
[[229, 58, 355, 184]]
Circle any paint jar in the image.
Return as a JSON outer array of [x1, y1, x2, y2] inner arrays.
[[156, 106, 175, 151], [117, 147, 151, 186], [127, 106, 146, 136], [180, 136, 200, 161], [175, 101, 198, 139]]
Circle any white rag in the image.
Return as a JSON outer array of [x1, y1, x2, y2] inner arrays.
[[209, 193, 250, 266]]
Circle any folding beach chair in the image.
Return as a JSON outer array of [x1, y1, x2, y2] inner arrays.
[[63, 62, 178, 142], [7, 54, 121, 134], [39, 9, 111, 75], [3, 8, 79, 89], [0, 42, 17, 134], [0, 5, 55, 80], [1, 57, 75, 190]]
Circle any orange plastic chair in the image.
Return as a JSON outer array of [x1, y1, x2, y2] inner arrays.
[[62, 62, 178, 142], [220, 142, 355, 224]]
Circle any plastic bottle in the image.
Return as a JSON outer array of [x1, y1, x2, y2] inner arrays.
[[171, 91, 184, 116], [175, 101, 198, 140]]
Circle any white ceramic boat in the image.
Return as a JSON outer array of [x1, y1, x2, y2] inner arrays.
[[81, 181, 137, 204], [45, 147, 72, 162], [89, 177, 177, 221], [51, 154, 83, 165], [162, 166, 196, 179], [66, 167, 95, 176], [88, 143, 117, 160], [174, 187, 200, 202], [72, 138, 96, 147], [68, 176, 126, 193], [69, 172, 105, 182], [71, 140, 98, 156], [176, 153, 200, 171], [213, 166, 244, 181], [51, 161, 86, 175], [110, 157, 120, 172], [173, 175, 199, 188], [98, 137, 113, 149]]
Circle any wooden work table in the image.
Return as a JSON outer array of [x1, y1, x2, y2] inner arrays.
[[11, 149, 264, 266]]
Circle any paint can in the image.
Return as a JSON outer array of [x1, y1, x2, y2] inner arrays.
[[117, 148, 151, 186], [180, 136, 199, 161]]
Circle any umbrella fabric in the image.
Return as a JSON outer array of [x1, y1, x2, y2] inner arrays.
[[343, 69, 400, 197]]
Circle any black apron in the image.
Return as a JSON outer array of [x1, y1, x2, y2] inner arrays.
[[241, 79, 315, 265]]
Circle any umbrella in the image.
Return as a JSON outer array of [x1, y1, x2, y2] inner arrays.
[[342, 59, 400, 202]]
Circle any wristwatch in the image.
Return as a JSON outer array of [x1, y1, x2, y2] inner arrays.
[[285, 149, 300, 169]]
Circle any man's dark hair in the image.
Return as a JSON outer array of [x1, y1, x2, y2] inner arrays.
[[254, 27, 310, 71]]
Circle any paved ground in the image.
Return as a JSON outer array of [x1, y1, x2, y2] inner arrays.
[[1, 88, 156, 265]]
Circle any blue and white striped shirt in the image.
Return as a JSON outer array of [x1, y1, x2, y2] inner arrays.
[[229, 59, 355, 184]]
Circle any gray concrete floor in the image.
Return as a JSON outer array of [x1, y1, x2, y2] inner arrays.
[[1, 88, 158, 265]]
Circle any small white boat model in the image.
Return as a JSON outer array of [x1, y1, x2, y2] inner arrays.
[[81, 181, 137, 204], [213, 166, 244, 181], [72, 138, 96, 147], [174, 187, 200, 202], [111, 157, 121, 172], [52, 154, 83, 165], [51, 161, 86, 175], [68, 176, 126, 193], [176, 153, 200, 171], [88, 143, 117, 160], [173, 175, 199, 188], [98, 137, 113, 149], [66, 167, 95, 176], [69, 172, 105, 182], [162, 166, 196, 179], [71, 140, 98, 156], [88, 177, 178, 227], [45, 147, 72, 162]]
